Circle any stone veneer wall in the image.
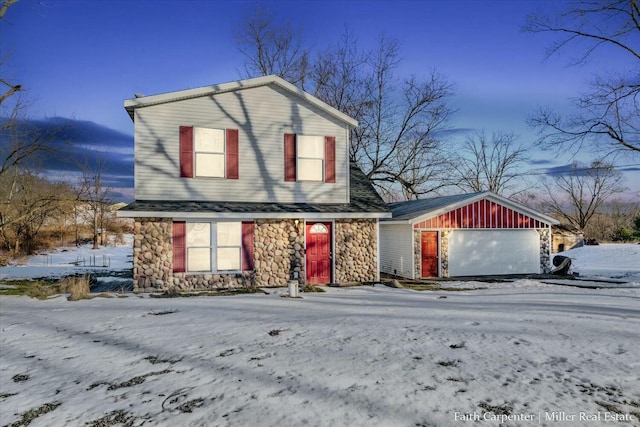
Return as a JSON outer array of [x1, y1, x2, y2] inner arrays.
[[334, 219, 378, 283], [440, 230, 450, 278], [413, 230, 421, 279], [539, 228, 551, 273], [133, 218, 254, 292], [254, 219, 305, 287], [133, 218, 172, 292], [133, 217, 380, 292]]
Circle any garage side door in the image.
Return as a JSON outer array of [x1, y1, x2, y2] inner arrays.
[[448, 230, 540, 276]]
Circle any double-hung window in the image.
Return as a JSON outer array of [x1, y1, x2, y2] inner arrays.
[[284, 134, 335, 183], [296, 135, 325, 181], [194, 128, 225, 178], [179, 126, 239, 179]]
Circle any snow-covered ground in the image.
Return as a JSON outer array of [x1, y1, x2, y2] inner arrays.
[[0, 242, 639, 426], [558, 243, 640, 282], [0, 236, 134, 291]]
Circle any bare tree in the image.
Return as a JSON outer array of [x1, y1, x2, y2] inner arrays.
[[0, 170, 72, 255], [1, 0, 22, 111], [311, 34, 455, 199], [234, 18, 456, 201], [77, 158, 112, 249], [233, 5, 310, 89], [585, 198, 640, 240], [542, 160, 626, 231], [452, 131, 530, 196], [354, 38, 455, 200], [525, 0, 640, 155]]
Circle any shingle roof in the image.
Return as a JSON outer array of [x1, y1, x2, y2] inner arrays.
[[387, 193, 483, 221], [118, 162, 390, 217], [385, 191, 559, 225]]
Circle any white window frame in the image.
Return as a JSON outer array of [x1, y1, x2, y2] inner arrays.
[[194, 127, 225, 178], [185, 221, 242, 273], [296, 135, 324, 182]]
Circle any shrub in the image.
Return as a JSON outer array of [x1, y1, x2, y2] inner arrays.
[[611, 227, 634, 242]]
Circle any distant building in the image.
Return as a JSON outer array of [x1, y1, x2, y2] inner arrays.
[[552, 224, 584, 253]]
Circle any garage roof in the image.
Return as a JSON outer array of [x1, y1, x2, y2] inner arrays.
[[384, 191, 559, 226]]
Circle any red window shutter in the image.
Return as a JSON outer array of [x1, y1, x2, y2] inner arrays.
[[172, 221, 186, 273], [226, 129, 239, 179], [241, 221, 255, 271], [325, 136, 336, 183], [179, 126, 193, 178], [284, 133, 297, 182]]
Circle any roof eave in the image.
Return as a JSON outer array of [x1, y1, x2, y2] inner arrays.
[[117, 210, 390, 220]]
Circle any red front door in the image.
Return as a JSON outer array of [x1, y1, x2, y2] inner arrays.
[[306, 222, 332, 285], [421, 231, 439, 277]]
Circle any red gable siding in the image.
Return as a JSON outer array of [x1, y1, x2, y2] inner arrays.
[[413, 199, 545, 229]]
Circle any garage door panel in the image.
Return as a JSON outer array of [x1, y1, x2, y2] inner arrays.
[[448, 230, 539, 276]]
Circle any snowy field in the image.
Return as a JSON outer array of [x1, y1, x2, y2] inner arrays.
[[0, 236, 134, 291], [0, 242, 639, 426]]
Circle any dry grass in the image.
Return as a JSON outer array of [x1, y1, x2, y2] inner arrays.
[[58, 275, 91, 301], [0, 275, 95, 300]]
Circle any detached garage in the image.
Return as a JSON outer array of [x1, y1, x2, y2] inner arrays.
[[380, 192, 559, 278]]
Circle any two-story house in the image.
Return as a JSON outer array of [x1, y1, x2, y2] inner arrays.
[[117, 75, 391, 292]]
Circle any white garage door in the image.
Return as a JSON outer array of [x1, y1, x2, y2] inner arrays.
[[448, 230, 540, 276]]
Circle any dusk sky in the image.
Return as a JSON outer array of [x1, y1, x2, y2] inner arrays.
[[1, 0, 638, 201]]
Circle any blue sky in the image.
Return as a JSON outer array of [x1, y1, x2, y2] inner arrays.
[[1, 0, 638, 201]]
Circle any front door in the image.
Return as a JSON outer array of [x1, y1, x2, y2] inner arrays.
[[421, 231, 439, 278], [306, 222, 332, 285]]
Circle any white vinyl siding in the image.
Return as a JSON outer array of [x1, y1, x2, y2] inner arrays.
[[379, 224, 414, 279], [448, 229, 540, 276], [134, 84, 349, 203], [194, 127, 225, 178]]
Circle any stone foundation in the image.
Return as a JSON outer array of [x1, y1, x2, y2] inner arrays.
[[334, 219, 378, 283]]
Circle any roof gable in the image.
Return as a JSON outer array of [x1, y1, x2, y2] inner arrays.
[[124, 75, 358, 128], [386, 191, 559, 227]]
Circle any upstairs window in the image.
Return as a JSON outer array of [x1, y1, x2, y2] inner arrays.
[[297, 135, 324, 181], [180, 126, 239, 179], [284, 134, 335, 183], [194, 128, 225, 178]]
